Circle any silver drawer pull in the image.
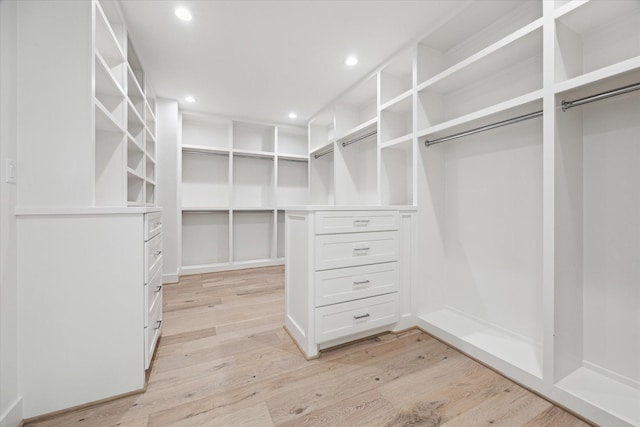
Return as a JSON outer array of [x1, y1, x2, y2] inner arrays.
[[354, 247, 370, 253], [353, 313, 370, 320], [154, 250, 162, 257], [154, 285, 162, 293], [353, 280, 370, 286], [154, 221, 162, 227], [155, 320, 162, 330], [354, 219, 370, 226]]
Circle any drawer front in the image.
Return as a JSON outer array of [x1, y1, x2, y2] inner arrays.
[[315, 293, 398, 344], [315, 262, 399, 307], [315, 231, 398, 271], [145, 292, 162, 369], [144, 212, 162, 241], [145, 267, 163, 325], [145, 233, 163, 283], [315, 211, 399, 235]]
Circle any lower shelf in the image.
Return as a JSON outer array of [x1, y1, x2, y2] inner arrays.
[[556, 367, 640, 426], [418, 308, 543, 379]]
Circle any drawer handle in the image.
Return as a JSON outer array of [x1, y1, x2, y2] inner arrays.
[[154, 285, 162, 293], [354, 219, 370, 226], [155, 320, 162, 330], [154, 250, 162, 257], [353, 279, 370, 286], [353, 313, 370, 320], [354, 247, 370, 254], [154, 221, 162, 227]]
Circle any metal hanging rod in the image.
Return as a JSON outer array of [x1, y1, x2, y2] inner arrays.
[[424, 110, 543, 147], [341, 130, 377, 148], [183, 149, 227, 156], [314, 147, 334, 159], [561, 81, 640, 111]]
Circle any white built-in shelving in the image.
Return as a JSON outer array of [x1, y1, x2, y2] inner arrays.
[[306, 1, 640, 425], [179, 112, 308, 274], [93, 0, 157, 208]]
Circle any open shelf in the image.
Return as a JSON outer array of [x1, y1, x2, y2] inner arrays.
[[182, 211, 230, 266], [232, 211, 274, 262], [553, 85, 639, 426], [94, 0, 125, 84], [309, 107, 334, 153], [181, 151, 230, 208], [232, 155, 274, 208], [277, 159, 308, 206], [417, 0, 541, 86], [126, 137, 144, 176], [145, 128, 156, 161], [145, 182, 155, 205], [555, 0, 640, 84], [127, 66, 145, 120], [381, 48, 413, 106], [277, 126, 308, 157], [380, 138, 413, 206], [417, 26, 542, 131], [419, 309, 543, 378], [94, 55, 125, 129], [233, 121, 275, 153], [419, 110, 543, 378], [182, 113, 231, 151], [380, 95, 412, 144], [127, 101, 145, 148], [335, 75, 377, 140], [95, 129, 125, 206], [126, 171, 144, 206], [145, 155, 155, 181]]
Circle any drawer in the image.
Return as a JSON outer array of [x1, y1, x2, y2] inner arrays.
[[145, 267, 163, 325], [145, 292, 162, 369], [144, 211, 162, 241], [315, 292, 398, 344], [315, 231, 398, 271], [144, 233, 162, 283], [315, 211, 399, 235], [315, 262, 399, 307]]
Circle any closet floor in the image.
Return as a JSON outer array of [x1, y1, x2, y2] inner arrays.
[[25, 266, 591, 426]]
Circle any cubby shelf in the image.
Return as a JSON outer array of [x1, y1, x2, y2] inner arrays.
[[180, 111, 308, 273]]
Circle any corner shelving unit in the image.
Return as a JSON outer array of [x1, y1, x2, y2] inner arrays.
[[180, 112, 308, 274]]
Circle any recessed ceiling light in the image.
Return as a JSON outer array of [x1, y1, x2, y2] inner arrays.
[[185, 96, 195, 103], [175, 7, 192, 21], [288, 112, 297, 119], [345, 55, 358, 67]]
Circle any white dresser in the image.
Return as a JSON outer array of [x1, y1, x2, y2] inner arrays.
[[144, 211, 163, 368], [285, 209, 401, 358]]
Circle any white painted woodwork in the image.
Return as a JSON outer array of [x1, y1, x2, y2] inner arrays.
[[179, 112, 308, 274], [285, 209, 409, 359], [17, 211, 162, 418], [303, 1, 639, 425]]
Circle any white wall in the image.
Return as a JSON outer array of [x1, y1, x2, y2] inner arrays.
[[0, 1, 22, 426], [156, 98, 180, 283]]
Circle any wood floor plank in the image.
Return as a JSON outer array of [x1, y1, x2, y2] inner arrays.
[[24, 266, 592, 427]]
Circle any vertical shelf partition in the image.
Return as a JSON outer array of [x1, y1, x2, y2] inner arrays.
[[180, 112, 308, 274]]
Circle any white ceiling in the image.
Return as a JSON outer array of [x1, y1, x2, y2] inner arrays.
[[119, 0, 466, 126]]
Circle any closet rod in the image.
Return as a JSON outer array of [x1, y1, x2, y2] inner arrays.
[[341, 130, 377, 148], [424, 110, 543, 147], [183, 149, 227, 156], [561, 81, 640, 111], [313, 147, 334, 159]]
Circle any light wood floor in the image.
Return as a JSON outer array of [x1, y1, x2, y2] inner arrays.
[[25, 266, 592, 427]]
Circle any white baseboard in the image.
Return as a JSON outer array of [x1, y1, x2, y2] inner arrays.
[[162, 272, 179, 284], [0, 397, 22, 427]]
